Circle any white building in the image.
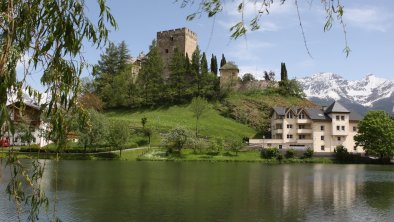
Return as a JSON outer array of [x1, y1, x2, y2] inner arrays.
[[1, 95, 49, 148], [249, 101, 363, 153]]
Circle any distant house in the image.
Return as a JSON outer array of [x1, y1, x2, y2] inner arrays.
[[249, 101, 363, 153], [1, 95, 49, 147]]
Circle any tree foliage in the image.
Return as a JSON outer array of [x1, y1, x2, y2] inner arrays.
[[190, 96, 209, 137], [107, 119, 130, 156], [177, 0, 350, 56], [354, 111, 394, 159], [161, 126, 190, 153]]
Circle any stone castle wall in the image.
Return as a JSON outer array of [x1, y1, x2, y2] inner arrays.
[[157, 28, 197, 78]]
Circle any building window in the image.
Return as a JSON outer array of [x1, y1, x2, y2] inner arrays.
[[320, 125, 324, 131], [336, 115, 340, 120], [165, 49, 169, 53], [14, 137, 18, 142], [299, 124, 305, 129], [287, 112, 293, 119], [321, 136, 324, 141], [341, 126, 345, 131], [337, 126, 340, 130], [354, 147, 357, 151], [353, 126, 357, 132], [321, 145, 325, 151], [299, 113, 305, 119], [287, 134, 293, 139], [279, 145, 282, 149], [287, 124, 293, 129], [341, 115, 345, 121], [299, 135, 306, 140], [337, 137, 341, 141]]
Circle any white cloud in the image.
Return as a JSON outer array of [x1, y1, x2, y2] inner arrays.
[[344, 7, 393, 32]]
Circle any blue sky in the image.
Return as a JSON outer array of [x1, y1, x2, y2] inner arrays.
[[25, 0, 394, 90]]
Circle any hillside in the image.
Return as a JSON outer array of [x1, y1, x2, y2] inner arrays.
[[219, 91, 318, 136], [104, 91, 318, 143], [105, 104, 257, 146]]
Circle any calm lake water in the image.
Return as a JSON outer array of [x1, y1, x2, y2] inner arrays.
[[1, 160, 394, 222]]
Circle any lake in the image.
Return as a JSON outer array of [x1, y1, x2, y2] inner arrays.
[[1, 160, 394, 221]]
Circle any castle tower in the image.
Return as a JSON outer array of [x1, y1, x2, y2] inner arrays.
[[156, 27, 197, 78], [220, 62, 239, 90]]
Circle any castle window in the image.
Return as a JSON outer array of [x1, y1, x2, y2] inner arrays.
[[341, 115, 345, 120], [321, 145, 325, 151], [337, 126, 340, 131], [165, 49, 169, 53], [321, 125, 324, 131], [336, 115, 340, 120], [342, 126, 345, 131], [337, 137, 341, 141], [353, 126, 357, 132], [321, 136, 324, 141]]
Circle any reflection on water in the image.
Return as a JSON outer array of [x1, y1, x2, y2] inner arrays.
[[1, 161, 394, 222]]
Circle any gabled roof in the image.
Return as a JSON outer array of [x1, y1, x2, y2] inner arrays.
[[272, 107, 286, 116], [325, 101, 350, 113], [304, 108, 331, 121]]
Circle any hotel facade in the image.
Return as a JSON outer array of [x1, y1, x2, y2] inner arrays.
[[249, 101, 363, 153]]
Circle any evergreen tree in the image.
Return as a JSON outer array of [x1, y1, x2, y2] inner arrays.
[[169, 49, 188, 103], [191, 47, 201, 96], [210, 54, 218, 75], [200, 52, 215, 98], [280, 62, 288, 82], [137, 46, 165, 106], [220, 53, 227, 68], [201, 52, 208, 76], [118, 41, 131, 71], [94, 42, 120, 77]]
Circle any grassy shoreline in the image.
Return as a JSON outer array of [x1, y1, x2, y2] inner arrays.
[[2, 148, 391, 164]]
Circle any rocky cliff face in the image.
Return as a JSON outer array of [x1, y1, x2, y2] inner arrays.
[[298, 73, 394, 115]]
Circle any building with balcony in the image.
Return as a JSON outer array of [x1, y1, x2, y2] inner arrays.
[[249, 101, 363, 153]]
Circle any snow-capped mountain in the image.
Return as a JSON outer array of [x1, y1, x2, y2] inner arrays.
[[298, 73, 394, 114]]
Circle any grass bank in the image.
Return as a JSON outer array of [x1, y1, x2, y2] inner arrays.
[[105, 104, 257, 146], [136, 148, 335, 163]]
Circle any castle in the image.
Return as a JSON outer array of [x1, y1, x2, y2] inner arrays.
[[157, 27, 198, 78]]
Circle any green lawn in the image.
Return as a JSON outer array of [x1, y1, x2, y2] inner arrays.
[[105, 104, 257, 146], [136, 148, 335, 163]]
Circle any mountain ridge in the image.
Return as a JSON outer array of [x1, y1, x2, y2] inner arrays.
[[298, 73, 394, 115]]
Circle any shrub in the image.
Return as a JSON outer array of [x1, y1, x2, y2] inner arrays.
[[285, 149, 296, 159], [261, 147, 279, 159], [334, 145, 349, 162], [277, 153, 284, 161], [303, 147, 314, 158], [161, 127, 190, 153]]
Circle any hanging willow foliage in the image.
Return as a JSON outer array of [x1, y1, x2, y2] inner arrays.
[[0, 0, 116, 221]]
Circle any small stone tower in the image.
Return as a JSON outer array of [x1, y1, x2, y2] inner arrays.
[[156, 28, 197, 78], [220, 62, 239, 90]]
